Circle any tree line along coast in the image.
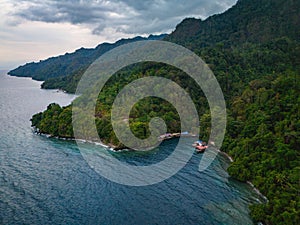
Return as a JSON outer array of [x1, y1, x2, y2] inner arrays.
[[10, 0, 300, 224]]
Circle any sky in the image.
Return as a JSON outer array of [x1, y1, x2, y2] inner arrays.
[[0, 0, 237, 70]]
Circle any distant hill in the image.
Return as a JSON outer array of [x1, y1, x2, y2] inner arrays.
[[8, 0, 300, 93], [165, 0, 300, 48], [8, 34, 166, 81], [19, 0, 300, 223]]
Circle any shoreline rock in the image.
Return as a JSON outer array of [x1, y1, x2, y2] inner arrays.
[[33, 127, 268, 202]]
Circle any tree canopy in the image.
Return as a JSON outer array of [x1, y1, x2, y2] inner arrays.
[[29, 0, 300, 223]]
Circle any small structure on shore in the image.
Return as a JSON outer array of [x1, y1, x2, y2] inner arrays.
[[158, 132, 195, 141]]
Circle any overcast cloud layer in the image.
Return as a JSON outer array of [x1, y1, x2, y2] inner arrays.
[[0, 0, 237, 69]]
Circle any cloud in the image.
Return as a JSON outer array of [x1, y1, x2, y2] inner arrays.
[[0, 20, 105, 69], [0, 0, 237, 69], [9, 0, 237, 35]]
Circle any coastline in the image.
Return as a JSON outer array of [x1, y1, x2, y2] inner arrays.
[[246, 181, 268, 202], [33, 129, 197, 151], [33, 129, 115, 150], [34, 128, 268, 202], [217, 147, 268, 203], [218, 151, 234, 162]]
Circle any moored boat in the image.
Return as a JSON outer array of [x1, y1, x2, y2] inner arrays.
[[195, 144, 208, 153], [193, 140, 208, 153]]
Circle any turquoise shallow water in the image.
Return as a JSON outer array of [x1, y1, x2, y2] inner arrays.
[[0, 71, 263, 225]]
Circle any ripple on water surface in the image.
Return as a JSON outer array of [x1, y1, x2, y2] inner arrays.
[[0, 72, 264, 225]]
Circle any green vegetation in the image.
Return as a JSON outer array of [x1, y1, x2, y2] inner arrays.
[[40, 67, 87, 93], [31, 39, 300, 224], [165, 0, 299, 48], [31, 103, 73, 138], [8, 34, 166, 86], [224, 73, 299, 224], [33, 62, 206, 148], [26, 0, 300, 224]]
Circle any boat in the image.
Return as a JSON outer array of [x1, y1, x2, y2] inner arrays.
[[192, 140, 202, 145], [195, 145, 208, 153], [193, 140, 208, 153]]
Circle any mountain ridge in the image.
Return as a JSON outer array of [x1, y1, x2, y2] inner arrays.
[[8, 34, 167, 81], [166, 0, 299, 48], [15, 0, 300, 224]]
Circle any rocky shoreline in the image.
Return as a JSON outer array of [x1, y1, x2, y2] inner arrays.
[[33, 127, 268, 204], [33, 127, 197, 151]]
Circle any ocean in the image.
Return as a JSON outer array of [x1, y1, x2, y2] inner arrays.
[[0, 71, 263, 225]]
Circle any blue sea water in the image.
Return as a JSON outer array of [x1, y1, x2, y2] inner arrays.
[[0, 71, 263, 225]]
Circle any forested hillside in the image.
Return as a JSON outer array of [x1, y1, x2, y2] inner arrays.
[[28, 0, 299, 224], [165, 0, 299, 48], [226, 72, 299, 224], [9, 0, 300, 94], [8, 34, 166, 82]]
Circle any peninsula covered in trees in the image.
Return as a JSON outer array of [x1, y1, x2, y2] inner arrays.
[[10, 0, 300, 224]]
